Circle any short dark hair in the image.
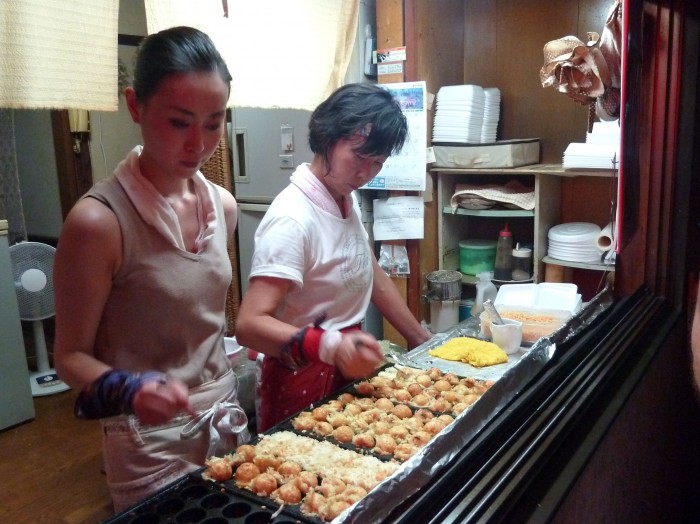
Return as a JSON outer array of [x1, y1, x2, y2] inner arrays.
[[132, 26, 232, 102], [308, 83, 408, 168]]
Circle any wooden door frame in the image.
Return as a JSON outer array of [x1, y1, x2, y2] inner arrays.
[[50, 110, 93, 220]]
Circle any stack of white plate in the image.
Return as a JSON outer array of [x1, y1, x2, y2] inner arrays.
[[480, 87, 501, 143], [547, 222, 602, 263], [432, 85, 485, 144]]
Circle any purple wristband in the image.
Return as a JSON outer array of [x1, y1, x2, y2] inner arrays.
[[75, 369, 167, 419]]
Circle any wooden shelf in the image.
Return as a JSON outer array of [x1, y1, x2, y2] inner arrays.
[[542, 255, 616, 272], [442, 206, 534, 218], [430, 163, 618, 178]]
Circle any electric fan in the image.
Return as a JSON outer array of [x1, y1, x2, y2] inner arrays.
[[9, 241, 70, 396]]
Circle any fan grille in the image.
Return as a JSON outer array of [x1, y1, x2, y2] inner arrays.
[[9, 241, 56, 321]]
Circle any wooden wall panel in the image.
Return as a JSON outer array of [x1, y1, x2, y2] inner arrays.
[[462, 0, 610, 163]]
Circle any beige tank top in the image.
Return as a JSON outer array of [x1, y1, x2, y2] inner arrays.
[[85, 176, 231, 386]]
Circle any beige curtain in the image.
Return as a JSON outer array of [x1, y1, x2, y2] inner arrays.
[[0, 0, 118, 110], [144, 0, 360, 111]]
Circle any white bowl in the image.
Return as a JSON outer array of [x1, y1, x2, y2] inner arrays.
[[489, 319, 523, 355]]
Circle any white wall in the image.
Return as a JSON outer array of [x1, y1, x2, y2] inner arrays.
[[89, 0, 146, 182]]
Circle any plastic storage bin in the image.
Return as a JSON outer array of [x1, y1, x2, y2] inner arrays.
[[459, 239, 497, 275]]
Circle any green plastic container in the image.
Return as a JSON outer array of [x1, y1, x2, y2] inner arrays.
[[459, 239, 497, 275]]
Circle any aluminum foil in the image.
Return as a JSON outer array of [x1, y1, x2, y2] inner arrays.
[[334, 286, 614, 524]]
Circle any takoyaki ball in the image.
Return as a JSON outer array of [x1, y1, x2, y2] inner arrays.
[[301, 490, 327, 516], [453, 402, 471, 415], [403, 416, 424, 432], [359, 409, 382, 424], [228, 444, 256, 467], [438, 414, 454, 425], [388, 425, 410, 441], [274, 482, 302, 505], [343, 403, 363, 416], [251, 472, 277, 496], [411, 393, 430, 407], [407, 383, 424, 397], [394, 443, 418, 462], [370, 376, 392, 388], [354, 397, 375, 410], [374, 397, 395, 412], [253, 454, 282, 473], [294, 470, 319, 494], [234, 462, 260, 486], [277, 460, 302, 478], [292, 414, 316, 432], [352, 417, 370, 431], [337, 392, 356, 404], [463, 393, 480, 406], [204, 457, 232, 481], [374, 433, 397, 455], [423, 418, 448, 435], [323, 499, 353, 521], [410, 430, 433, 447], [452, 384, 469, 396], [473, 383, 489, 395], [374, 385, 394, 399], [391, 404, 413, 419], [355, 380, 374, 395], [312, 406, 329, 421], [313, 421, 334, 437], [341, 485, 368, 502], [372, 421, 391, 435], [332, 425, 355, 443], [326, 399, 344, 412], [415, 374, 433, 388], [443, 372, 461, 385], [318, 477, 347, 497], [423, 387, 440, 398], [393, 389, 412, 402], [414, 408, 434, 422], [352, 432, 376, 449], [427, 367, 443, 380], [433, 379, 452, 392], [442, 390, 461, 404], [429, 398, 452, 413], [327, 411, 349, 428]]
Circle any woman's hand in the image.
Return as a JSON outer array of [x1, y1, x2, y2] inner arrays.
[[133, 378, 193, 425], [331, 331, 384, 379]]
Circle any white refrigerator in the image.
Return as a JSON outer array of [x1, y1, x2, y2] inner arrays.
[[229, 107, 314, 296]]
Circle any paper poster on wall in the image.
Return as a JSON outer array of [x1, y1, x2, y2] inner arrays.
[[372, 196, 424, 241], [362, 81, 427, 191]]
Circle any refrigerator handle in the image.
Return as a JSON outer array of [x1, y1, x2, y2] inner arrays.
[[238, 203, 270, 212], [230, 126, 248, 184]]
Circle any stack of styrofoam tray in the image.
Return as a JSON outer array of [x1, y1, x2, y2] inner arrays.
[[547, 222, 602, 263], [480, 87, 501, 143], [494, 282, 582, 315], [432, 84, 485, 144]]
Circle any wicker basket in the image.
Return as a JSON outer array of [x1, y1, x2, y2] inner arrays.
[[200, 134, 240, 336]]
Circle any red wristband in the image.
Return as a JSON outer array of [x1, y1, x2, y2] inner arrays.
[[301, 327, 325, 363]]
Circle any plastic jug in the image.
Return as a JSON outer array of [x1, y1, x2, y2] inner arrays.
[[471, 271, 498, 317]]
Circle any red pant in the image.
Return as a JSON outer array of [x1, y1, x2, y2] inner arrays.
[[256, 324, 361, 433]]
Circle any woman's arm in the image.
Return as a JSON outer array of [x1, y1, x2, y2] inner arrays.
[[53, 198, 121, 389], [370, 254, 432, 349], [53, 198, 190, 424], [692, 279, 700, 391], [235, 276, 301, 356], [236, 276, 384, 377]]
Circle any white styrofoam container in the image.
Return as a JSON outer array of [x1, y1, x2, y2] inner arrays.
[[494, 283, 581, 314]]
